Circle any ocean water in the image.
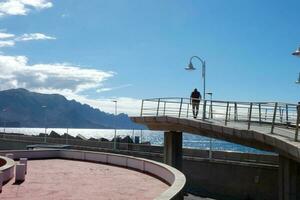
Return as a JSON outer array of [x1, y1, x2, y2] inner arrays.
[[1, 127, 269, 154]]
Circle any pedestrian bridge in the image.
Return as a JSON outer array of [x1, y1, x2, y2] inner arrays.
[[131, 97, 300, 200]]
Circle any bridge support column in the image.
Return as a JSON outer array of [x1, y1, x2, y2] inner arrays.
[[164, 131, 182, 171], [278, 156, 300, 200]]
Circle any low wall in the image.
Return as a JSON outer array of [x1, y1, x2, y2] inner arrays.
[[0, 138, 278, 199], [183, 158, 277, 200], [0, 135, 278, 165], [0, 156, 15, 183], [0, 149, 186, 200]]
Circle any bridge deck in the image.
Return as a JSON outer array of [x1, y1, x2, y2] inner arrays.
[[132, 116, 300, 162], [132, 97, 300, 162]]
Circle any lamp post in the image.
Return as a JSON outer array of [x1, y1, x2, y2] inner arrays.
[[112, 100, 117, 150], [292, 46, 300, 83], [185, 56, 206, 100], [42, 105, 47, 143], [2, 108, 7, 133]]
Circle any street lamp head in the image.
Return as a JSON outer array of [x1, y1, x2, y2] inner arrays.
[[292, 47, 300, 57], [185, 61, 196, 70]]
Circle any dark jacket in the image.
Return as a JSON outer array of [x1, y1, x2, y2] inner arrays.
[[191, 90, 201, 103]]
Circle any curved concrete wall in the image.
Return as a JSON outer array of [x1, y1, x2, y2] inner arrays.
[[0, 150, 186, 200], [0, 156, 15, 183]]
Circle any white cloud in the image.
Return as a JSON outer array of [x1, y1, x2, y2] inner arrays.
[[0, 31, 56, 48], [0, 0, 52, 16], [96, 84, 132, 93], [0, 32, 14, 39], [20, 0, 52, 9], [0, 54, 113, 93], [16, 33, 56, 41], [0, 40, 15, 47]]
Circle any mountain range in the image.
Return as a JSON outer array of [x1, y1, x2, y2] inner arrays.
[[0, 88, 144, 129]]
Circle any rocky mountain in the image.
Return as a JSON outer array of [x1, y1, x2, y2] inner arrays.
[[0, 88, 144, 129]]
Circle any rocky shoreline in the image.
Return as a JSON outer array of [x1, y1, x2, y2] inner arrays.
[[0, 130, 151, 145]]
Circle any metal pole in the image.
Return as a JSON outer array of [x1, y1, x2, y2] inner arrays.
[[279, 107, 283, 123], [202, 100, 207, 120], [271, 102, 278, 134], [225, 102, 230, 126], [206, 93, 213, 119], [42, 106, 47, 143], [113, 100, 117, 150], [286, 104, 289, 125], [210, 98, 213, 119], [186, 103, 189, 118], [248, 103, 253, 130], [156, 98, 160, 116], [295, 103, 300, 141], [178, 98, 183, 118], [234, 102, 238, 121], [2, 108, 7, 134], [140, 100, 144, 116], [203, 61, 206, 100], [187, 56, 206, 100], [258, 103, 262, 124], [132, 129, 135, 142]]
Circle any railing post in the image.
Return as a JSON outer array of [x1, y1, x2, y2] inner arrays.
[[186, 103, 189, 118], [295, 103, 300, 141], [225, 102, 229, 126], [234, 102, 238, 121], [271, 102, 278, 134], [258, 103, 262, 124], [210, 100, 213, 119], [202, 100, 207, 120], [156, 98, 161, 116], [140, 100, 144, 116], [178, 98, 183, 118], [286, 104, 289, 125], [279, 107, 283, 123], [248, 103, 253, 130], [163, 101, 166, 116]]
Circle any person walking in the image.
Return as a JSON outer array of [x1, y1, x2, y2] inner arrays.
[[190, 88, 201, 119]]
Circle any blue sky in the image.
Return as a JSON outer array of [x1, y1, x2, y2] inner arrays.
[[0, 0, 300, 114]]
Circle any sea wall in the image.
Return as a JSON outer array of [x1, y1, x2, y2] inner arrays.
[[0, 137, 278, 199]]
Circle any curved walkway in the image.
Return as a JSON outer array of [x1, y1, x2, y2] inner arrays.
[[133, 116, 300, 162]]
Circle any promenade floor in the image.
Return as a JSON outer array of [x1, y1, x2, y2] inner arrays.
[[1, 159, 169, 200]]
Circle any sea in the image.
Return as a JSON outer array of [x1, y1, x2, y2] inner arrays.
[[0, 127, 270, 154]]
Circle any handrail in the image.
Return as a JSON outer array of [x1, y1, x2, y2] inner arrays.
[[143, 97, 298, 106], [140, 97, 300, 141]]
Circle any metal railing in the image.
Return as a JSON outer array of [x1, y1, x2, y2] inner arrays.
[[0, 133, 277, 164], [140, 98, 300, 141]]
